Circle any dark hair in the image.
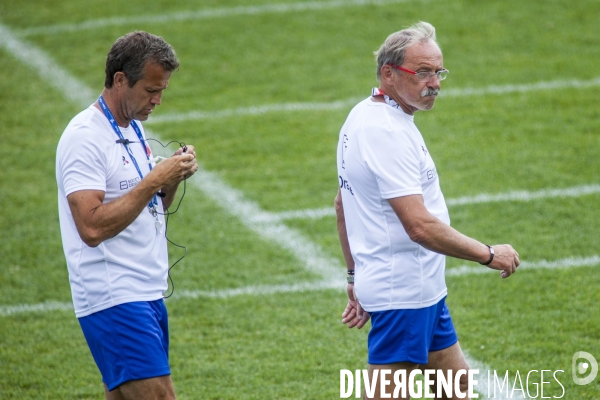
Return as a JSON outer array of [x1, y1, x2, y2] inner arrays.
[[104, 31, 179, 88]]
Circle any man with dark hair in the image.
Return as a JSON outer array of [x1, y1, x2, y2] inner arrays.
[[335, 22, 520, 399], [56, 31, 197, 400]]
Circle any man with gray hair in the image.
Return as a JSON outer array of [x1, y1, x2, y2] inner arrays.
[[56, 31, 198, 400], [335, 22, 520, 399]]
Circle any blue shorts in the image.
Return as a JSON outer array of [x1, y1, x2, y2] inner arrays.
[[368, 297, 458, 365], [78, 300, 171, 391]]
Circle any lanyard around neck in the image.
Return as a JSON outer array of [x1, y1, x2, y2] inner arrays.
[[97, 95, 158, 212], [371, 87, 402, 110]]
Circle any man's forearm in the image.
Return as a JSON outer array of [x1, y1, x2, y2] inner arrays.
[[389, 194, 519, 277], [335, 190, 355, 270], [388, 195, 490, 264], [408, 216, 490, 263], [68, 176, 163, 247]]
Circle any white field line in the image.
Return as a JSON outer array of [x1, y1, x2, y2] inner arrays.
[[146, 77, 600, 124], [446, 255, 600, 278], [442, 77, 600, 97], [147, 98, 362, 124], [276, 207, 337, 221], [446, 184, 600, 207], [274, 184, 600, 220], [0, 301, 75, 317], [0, 24, 94, 106], [16, 0, 419, 37], [172, 279, 340, 300], [1, 255, 597, 316]]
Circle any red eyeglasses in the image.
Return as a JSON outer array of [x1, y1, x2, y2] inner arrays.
[[389, 64, 449, 82]]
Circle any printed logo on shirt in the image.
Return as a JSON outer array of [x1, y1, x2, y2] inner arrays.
[[339, 175, 354, 195], [427, 168, 437, 180], [122, 156, 129, 166], [342, 134, 349, 169], [421, 145, 428, 156], [119, 177, 141, 190]]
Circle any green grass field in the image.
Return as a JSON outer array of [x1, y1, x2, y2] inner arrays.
[[1, 0, 600, 398]]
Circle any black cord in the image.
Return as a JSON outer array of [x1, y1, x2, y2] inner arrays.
[[144, 138, 190, 299], [145, 138, 188, 217], [162, 212, 188, 299], [160, 178, 186, 216], [146, 138, 187, 150]]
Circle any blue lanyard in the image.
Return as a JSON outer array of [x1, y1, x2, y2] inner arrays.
[[97, 95, 158, 213]]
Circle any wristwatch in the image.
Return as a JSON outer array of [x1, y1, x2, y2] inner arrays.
[[479, 245, 495, 266]]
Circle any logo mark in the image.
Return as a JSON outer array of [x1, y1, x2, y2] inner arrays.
[[119, 177, 141, 190], [339, 175, 354, 196], [122, 156, 129, 165], [426, 168, 437, 180], [342, 134, 349, 169], [572, 351, 598, 385]]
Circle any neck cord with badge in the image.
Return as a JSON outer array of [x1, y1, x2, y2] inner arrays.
[[97, 95, 163, 234]]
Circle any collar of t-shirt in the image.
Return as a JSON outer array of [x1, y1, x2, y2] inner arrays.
[[371, 87, 402, 110]]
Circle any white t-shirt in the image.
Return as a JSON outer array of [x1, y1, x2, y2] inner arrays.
[[56, 105, 168, 318], [337, 98, 450, 312]]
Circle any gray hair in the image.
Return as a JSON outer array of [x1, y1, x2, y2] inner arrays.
[[374, 21, 439, 81], [104, 31, 179, 88]]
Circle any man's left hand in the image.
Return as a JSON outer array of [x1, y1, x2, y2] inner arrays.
[[487, 244, 520, 278], [172, 144, 196, 160], [342, 283, 370, 329]]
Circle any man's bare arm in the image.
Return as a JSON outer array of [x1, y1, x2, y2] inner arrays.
[[68, 151, 198, 247], [335, 189, 370, 329], [335, 189, 355, 271], [388, 194, 520, 278]]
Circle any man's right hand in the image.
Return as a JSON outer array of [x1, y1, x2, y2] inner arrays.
[[487, 244, 520, 278]]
